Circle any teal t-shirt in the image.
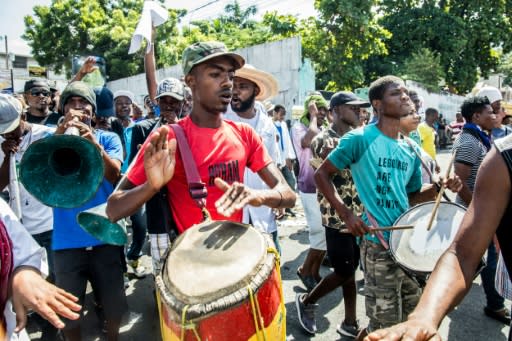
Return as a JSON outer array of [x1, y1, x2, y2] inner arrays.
[[327, 124, 422, 242]]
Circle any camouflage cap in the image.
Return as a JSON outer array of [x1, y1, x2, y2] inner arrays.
[[156, 78, 185, 101], [182, 41, 245, 75]]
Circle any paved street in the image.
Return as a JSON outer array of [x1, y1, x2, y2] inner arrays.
[[28, 149, 510, 340]]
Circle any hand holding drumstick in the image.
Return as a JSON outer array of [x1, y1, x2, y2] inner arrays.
[[426, 153, 462, 230]]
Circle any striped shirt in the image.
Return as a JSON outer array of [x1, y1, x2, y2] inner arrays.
[[452, 129, 488, 207]]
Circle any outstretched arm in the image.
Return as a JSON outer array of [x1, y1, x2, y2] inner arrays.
[[69, 56, 98, 83], [144, 27, 158, 103], [214, 163, 296, 217], [11, 266, 81, 332], [365, 147, 508, 340]]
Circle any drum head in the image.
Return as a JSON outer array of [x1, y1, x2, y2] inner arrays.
[[164, 220, 266, 304], [390, 202, 466, 274]]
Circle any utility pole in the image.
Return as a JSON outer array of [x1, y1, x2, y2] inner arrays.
[[3, 35, 8, 69]]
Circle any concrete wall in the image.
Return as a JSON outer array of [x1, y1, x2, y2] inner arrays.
[[107, 37, 315, 118], [406, 80, 466, 122]]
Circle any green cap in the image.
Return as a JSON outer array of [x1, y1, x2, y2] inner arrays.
[[300, 94, 329, 127], [182, 41, 245, 75], [60, 81, 96, 113]]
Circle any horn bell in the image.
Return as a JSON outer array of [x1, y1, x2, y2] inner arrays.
[[77, 203, 127, 245], [19, 134, 104, 208]]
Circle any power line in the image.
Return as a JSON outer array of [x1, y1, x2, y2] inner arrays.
[[187, 0, 220, 14]]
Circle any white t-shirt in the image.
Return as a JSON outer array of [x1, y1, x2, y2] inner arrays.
[[0, 124, 55, 235], [224, 102, 280, 233]]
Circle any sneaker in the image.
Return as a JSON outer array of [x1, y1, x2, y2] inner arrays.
[[484, 307, 512, 324], [129, 259, 147, 279], [337, 320, 360, 338], [295, 293, 317, 334], [297, 270, 317, 292]]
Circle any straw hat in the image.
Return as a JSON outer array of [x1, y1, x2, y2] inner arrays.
[[235, 64, 279, 101]]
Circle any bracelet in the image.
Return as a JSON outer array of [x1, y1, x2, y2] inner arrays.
[[276, 190, 283, 208]]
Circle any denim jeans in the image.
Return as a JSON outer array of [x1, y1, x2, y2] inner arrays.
[[126, 207, 147, 261], [280, 165, 296, 191], [481, 242, 505, 311]]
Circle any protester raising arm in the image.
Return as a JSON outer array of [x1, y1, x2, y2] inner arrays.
[[144, 27, 158, 104]]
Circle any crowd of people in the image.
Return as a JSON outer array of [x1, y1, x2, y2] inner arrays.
[[1, 19, 512, 341]]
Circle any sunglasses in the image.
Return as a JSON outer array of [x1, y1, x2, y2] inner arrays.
[[30, 89, 50, 97]]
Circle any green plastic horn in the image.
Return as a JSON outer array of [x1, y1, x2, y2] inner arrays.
[[77, 203, 127, 245], [19, 134, 104, 208], [77, 118, 164, 245]]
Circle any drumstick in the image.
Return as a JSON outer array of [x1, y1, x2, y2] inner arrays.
[[426, 153, 456, 231], [339, 225, 414, 234]]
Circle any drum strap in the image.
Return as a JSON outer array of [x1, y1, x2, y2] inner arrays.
[[170, 124, 209, 219], [365, 209, 389, 250]]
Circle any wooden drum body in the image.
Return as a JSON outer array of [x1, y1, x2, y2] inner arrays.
[[155, 220, 285, 340]]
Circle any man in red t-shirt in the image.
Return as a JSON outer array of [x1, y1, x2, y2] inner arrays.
[[106, 42, 296, 234]]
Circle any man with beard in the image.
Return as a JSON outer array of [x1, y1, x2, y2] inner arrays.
[[106, 41, 296, 248], [223, 64, 283, 252], [52, 81, 126, 341], [23, 79, 60, 127]]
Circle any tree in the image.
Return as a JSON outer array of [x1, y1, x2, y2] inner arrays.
[[372, 0, 512, 94], [402, 48, 445, 92], [185, 1, 272, 50], [302, 0, 390, 91], [23, 0, 185, 80], [499, 52, 512, 87]]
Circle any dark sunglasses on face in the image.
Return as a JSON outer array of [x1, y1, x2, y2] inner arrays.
[[30, 89, 50, 97]]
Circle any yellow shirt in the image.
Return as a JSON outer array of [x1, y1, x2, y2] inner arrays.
[[418, 122, 436, 159]]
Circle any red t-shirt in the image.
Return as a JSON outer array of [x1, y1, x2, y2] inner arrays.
[[128, 116, 272, 233]]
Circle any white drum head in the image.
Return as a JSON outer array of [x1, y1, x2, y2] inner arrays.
[[390, 202, 466, 274], [164, 220, 266, 304]]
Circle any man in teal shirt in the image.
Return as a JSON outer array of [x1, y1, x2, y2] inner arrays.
[[315, 76, 462, 339]]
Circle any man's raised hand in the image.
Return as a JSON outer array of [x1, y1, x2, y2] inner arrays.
[[144, 126, 177, 192]]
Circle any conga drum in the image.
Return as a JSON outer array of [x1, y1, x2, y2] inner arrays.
[[389, 202, 466, 284], [155, 220, 286, 340]]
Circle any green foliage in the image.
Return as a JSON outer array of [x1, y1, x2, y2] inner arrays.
[[23, 0, 184, 80], [372, 0, 512, 94], [304, 0, 390, 90], [402, 48, 445, 92], [499, 52, 512, 87], [23, 0, 512, 93]]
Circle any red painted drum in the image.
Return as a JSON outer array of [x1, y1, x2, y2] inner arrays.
[[155, 220, 286, 341]]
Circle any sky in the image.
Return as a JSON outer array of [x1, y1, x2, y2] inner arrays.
[[0, 0, 316, 56]]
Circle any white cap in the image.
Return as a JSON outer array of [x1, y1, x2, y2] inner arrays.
[[0, 94, 22, 134], [113, 90, 135, 103], [476, 86, 502, 104]]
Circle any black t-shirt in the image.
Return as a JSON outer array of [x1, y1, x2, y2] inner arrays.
[[25, 111, 62, 127]]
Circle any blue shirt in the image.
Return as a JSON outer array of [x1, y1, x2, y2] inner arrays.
[[121, 122, 134, 173], [327, 124, 422, 242], [52, 130, 123, 250]]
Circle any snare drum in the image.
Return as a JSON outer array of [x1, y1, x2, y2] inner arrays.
[[155, 220, 285, 340], [389, 202, 466, 283]]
